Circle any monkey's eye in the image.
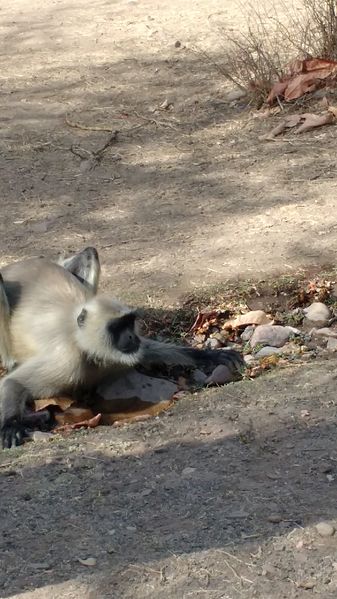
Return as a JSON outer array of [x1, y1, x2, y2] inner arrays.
[[77, 308, 87, 327]]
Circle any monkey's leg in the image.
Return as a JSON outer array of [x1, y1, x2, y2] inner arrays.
[[0, 273, 16, 371], [140, 338, 244, 373], [60, 247, 101, 293]]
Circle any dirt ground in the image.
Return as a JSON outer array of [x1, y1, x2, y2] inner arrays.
[[2, 0, 337, 597]]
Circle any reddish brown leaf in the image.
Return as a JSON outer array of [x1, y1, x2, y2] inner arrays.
[[267, 58, 337, 104], [54, 407, 95, 425], [53, 412, 102, 433], [100, 399, 174, 426], [189, 310, 220, 333]]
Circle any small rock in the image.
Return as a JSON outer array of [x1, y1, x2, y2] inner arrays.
[[298, 580, 315, 590], [267, 514, 283, 523], [31, 431, 52, 443], [250, 325, 296, 348], [327, 337, 337, 352], [244, 354, 255, 365], [225, 88, 248, 102], [174, 40, 181, 48], [254, 346, 282, 358], [182, 467, 196, 476], [205, 338, 222, 350], [192, 369, 208, 386], [314, 327, 337, 338], [126, 526, 137, 532], [78, 557, 97, 567], [304, 302, 331, 326], [206, 364, 237, 385], [319, 462, 333, 474], [241, 325, 255, 341], [315, 522, 335, 537]]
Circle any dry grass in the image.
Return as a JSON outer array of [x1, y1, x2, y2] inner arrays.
[[215, 0, 337, 105]]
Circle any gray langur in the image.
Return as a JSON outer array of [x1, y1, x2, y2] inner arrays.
[[0, 247, 244, 449]]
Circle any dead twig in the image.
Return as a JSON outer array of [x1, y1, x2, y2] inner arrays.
[[70, 130, 119, 172]]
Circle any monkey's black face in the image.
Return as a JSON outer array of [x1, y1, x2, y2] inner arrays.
[[107, 313, 140, 354]]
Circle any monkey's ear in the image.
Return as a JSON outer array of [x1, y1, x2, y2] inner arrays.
[[77, 308, 88, 327]]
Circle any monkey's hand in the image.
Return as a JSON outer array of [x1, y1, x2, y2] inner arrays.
[[0, 379, 32, 449]]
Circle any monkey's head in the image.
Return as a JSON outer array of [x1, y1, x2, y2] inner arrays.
[[74, 297, 142, 366]]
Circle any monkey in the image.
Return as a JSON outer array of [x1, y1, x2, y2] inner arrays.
[[0, 248, 244, 449], [0, 247, 100, 372]]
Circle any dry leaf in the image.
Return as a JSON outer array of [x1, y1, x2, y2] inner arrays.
[[100, 399, 174, 425], [268, 58, 337, 104], [189, 310, 221, 333], [225, 310, 273, 329], [34, 397, 75, 412], [53, 412, 101, 433], [54, 407, 95, 425], [295, 111, 334, 134]]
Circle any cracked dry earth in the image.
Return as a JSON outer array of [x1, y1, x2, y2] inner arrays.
[[2, 0, 337, 597]]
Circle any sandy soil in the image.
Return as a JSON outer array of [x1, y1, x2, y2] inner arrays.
[[1, 0, 337, 303], [2, 0, 337, 597]]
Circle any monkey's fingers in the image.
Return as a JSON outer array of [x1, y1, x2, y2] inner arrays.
[[1, 419, 26, 449]]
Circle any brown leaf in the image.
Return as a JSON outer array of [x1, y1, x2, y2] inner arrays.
[[100, 399, 174, 426], [189, 310, 220, 333], [54, 407, 95, 425], [225, 310, 273, 329], [53, 412, 101, 433], [295, 111, 334, 134], [267, 58, 337, 104], [34, 397, 75, 412]]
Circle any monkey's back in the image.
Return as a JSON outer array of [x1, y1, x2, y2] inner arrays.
[[2, 258, 91, 363]]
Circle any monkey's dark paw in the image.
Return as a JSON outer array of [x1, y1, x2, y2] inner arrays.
[[1, 419, 26, 449]]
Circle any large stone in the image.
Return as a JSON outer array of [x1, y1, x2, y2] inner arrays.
[[206, 364, 237, 385], [303, 302, 331, 326], [254, 346, 283, 358], [97, 370, 178, 405], [250, 325, 297, 348]]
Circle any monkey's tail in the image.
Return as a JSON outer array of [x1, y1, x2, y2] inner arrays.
[[140, 338, 244, 374]]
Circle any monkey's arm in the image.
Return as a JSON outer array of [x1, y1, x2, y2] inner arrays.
[[60, 247, 100, 294], [0, 273, 16, 371], [139, 338, 244, 373], [0, 355, 70, 449]]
